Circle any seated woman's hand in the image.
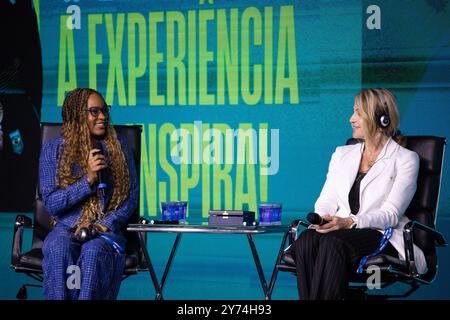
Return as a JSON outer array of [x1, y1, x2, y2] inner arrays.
[[74, 221, 91, 235], [315, 215, 353, 233], [74, 222, 109, 238], [93, 223, 109, 233]]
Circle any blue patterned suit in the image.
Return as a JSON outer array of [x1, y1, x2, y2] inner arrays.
[[39, 134, 138, 300]]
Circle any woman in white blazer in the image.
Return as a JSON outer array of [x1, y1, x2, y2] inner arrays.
[[292, 88, 425, 300]]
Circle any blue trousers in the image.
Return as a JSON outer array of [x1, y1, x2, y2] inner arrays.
[[42, 226, 126, 300]]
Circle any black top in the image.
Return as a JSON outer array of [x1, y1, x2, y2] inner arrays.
[[348, 171, 367, 215]]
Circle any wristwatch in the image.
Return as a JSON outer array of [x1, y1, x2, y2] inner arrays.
[[349, 215, 358, 229]]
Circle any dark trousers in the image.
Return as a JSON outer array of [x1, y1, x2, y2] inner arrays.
[[292, 228, 397, 300]]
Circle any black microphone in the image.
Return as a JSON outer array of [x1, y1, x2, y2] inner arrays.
[[307, 212, 327, 226], [93, 141, 107, 191]]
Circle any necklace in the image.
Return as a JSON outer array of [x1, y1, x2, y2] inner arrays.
[[364, 152, 378, 168], [360, 138, 391, 171]]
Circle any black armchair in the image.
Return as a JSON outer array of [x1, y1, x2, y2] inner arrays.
[[269, 136, 448, 299], [11, 122, 145, 299]]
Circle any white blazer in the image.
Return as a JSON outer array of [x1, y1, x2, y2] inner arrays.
[[314, 137, 427, 274]]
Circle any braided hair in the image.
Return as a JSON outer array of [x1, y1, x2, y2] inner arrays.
[[58, 88, 130, 227]]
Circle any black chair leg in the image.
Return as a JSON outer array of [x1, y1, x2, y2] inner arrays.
[[16, 284, 43, 300], [16, 286, 27, 300]]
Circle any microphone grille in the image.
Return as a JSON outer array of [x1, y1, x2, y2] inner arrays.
[[306, 212, 321, 225], [93, 140, 104, 154]]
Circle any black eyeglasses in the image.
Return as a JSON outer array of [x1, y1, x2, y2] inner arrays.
[[87, 105, 111, 118]]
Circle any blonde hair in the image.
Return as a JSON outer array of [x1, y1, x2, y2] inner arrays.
[[355, 88, 406, 146], [58, 88, 130, 227]]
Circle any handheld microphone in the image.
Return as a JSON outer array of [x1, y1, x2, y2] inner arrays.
[[93, 141, 107, 191], [307, 212, 327, 226]]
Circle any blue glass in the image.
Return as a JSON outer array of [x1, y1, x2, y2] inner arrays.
[[178, 201, 188, 223], [258, 203, 282, 225], [161, 201, 188, 223]]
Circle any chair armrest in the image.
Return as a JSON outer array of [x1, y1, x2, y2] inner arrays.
[[402, 220, 448, 278], [406, 220, 447, 247], [288, 219, 310, 244], [11, 215, 34, 267]]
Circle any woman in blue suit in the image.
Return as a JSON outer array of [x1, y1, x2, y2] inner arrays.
[[39, 88, 138, 299], [293, 88, 426, 299]]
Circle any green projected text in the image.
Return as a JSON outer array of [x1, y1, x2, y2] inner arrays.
[[57, 5, 299, 106]]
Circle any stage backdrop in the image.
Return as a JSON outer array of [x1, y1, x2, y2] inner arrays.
[[0, 0, 446, 300], [37, 0, 450, 221]]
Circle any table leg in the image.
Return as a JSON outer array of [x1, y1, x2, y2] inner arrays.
[[247, 234, 269, 299], [137, 231, 164, 300], [160, 233, 182, 289], [267, 231, 290, 298]]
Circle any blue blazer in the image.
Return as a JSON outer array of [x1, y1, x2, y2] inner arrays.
[[39, 134, 139, 233]]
